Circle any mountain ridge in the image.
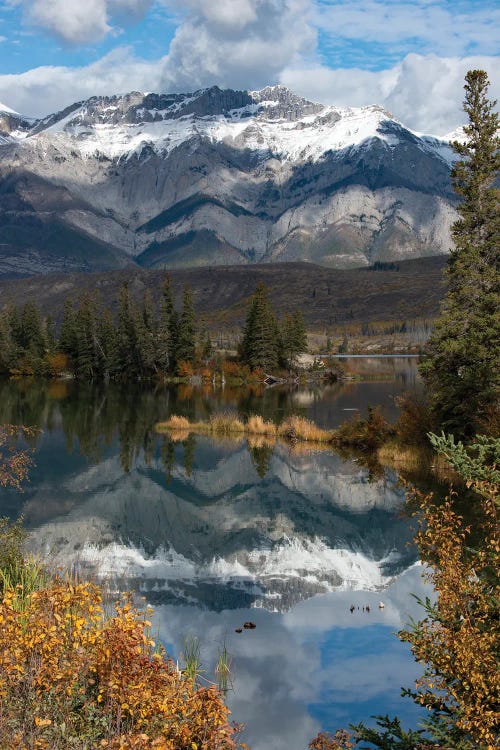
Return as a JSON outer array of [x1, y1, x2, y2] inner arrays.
[[0, 85, 458, 276]]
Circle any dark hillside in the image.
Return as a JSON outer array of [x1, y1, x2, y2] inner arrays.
[[0, 257, 446, 330]]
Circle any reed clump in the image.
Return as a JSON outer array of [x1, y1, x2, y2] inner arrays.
[[207, 413, 245, 435], [278, 415, 333, 443], [156, 413, 333, 444], [157, 415, 191, 431], [246, 415, 277, 436], [331, 407, 395, 451]]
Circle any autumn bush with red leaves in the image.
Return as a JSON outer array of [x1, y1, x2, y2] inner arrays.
[[0, 576, 237, 750]]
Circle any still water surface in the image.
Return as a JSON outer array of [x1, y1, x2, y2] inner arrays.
[[0, 358, 428, 749]]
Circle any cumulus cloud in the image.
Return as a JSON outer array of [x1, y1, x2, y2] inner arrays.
[[0, 0, 498, 134], [281, 53, 500, 133], [14, 0, 153, 43], [159, 0, 317, 92], [0, 48, 168, 117]]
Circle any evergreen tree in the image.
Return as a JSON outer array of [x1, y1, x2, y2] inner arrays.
[[240, 282, 281, 371], [0, 309, 16, 374], [282, 308, 307, 366], [116, 283, 138, 377], [74, 294, 101, 380], [176, 283, 197, 365], [20, 303, 45, 358], [98, 308, 117, 379], [420, 70, 500, 438], [138, 291, 158, 376], [158, 275, 177, 373], [59, 299, 79, 362]]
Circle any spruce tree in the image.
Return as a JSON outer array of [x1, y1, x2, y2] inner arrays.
[[176, 283, 197, 365], [240, 282, 281, 370], [420, 70, 500, 438], [59, 299, 79, 362], [138, 290, 157, 376], [116, 283, 138, 377], [158, 275, 178, 373], [282, 308, 307, 366]]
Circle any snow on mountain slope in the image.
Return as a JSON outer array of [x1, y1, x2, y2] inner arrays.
[[0, 85, 459, 275], [16, 85, 454, 164]]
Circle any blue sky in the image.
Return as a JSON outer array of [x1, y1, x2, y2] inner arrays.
[[0, 0, 498, 132]]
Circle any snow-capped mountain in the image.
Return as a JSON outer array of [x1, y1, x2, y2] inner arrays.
[[0, 85, 458, 276]]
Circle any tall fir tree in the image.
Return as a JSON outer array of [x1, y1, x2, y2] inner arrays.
[[282, 308, 307, 366], [158, 275, 177, 373], [116, 283, 138, 377], [240, 282, 281, 370], [59, 299, 79, 363], [420, 70, 500, 439], [176, 283, 197, 365]]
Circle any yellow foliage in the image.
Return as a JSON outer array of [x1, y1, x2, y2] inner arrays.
[[0, 580, 236, 750], [401, 483, 500, 748]]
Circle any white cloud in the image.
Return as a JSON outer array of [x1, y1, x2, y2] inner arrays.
[[159, 0, 317, 92], [14, 0, 153, 43], [281, 53, 500, 133], [315, 0, 500, 57], [0, 0, 498, 134], [0, 48, 168, 116]]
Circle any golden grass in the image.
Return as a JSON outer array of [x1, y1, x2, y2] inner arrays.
[[377, 441, 459, 482], [156, 413, 334, 444], [377, 441, 428, 470], [157, 415, 191, 431], [246, 415, 277, 436], [278, 415, 333, 443]]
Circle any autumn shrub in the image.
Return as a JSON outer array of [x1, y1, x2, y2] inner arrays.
[[309, 730, 355, 750], [208, 413, 245, 435], [221, 361, 242, 380], [332, 407, 395, 451], [0, 579, 236, 750], [0, 425, 35, 490], [395, 393, 434, 446], [45, 352, 70, 378], [177, 360, 194, 378], [278, 415, 332, 443], [246, 415, 277, 436], [201, 367, 213, 382]]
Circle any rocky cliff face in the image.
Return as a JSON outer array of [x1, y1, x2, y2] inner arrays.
[[0, 86, 457, 276]]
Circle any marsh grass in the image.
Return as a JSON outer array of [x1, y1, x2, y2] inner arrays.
[[181, 635, 204, 682], [156, 413, 333, 444], [215, 642, 233, 694], [278, 415, 332, 442], [246, 415, 277, 436]]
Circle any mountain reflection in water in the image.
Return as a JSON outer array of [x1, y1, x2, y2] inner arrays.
[[0, 373, 426, 748], [24, 437, 416, 610]]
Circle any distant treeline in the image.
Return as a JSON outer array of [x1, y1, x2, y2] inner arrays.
[[0, 277, 307, 380]]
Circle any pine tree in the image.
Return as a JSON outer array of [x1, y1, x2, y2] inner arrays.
[[59, 299, 79, 363], [74, 294, 101, 380], [282, 308, 307, 366], [240, 282, 281, 371], [176, 283, 196, 366], [157, 275, 177, 373], [420, 70, 500, 439], [116, 283, 138, 377], [98, 308, 117, 379], [0, 309, 16, 374], [138, 290, 158, 376]]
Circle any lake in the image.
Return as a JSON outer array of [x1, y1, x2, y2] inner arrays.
[[0, 358, 430, 749]]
